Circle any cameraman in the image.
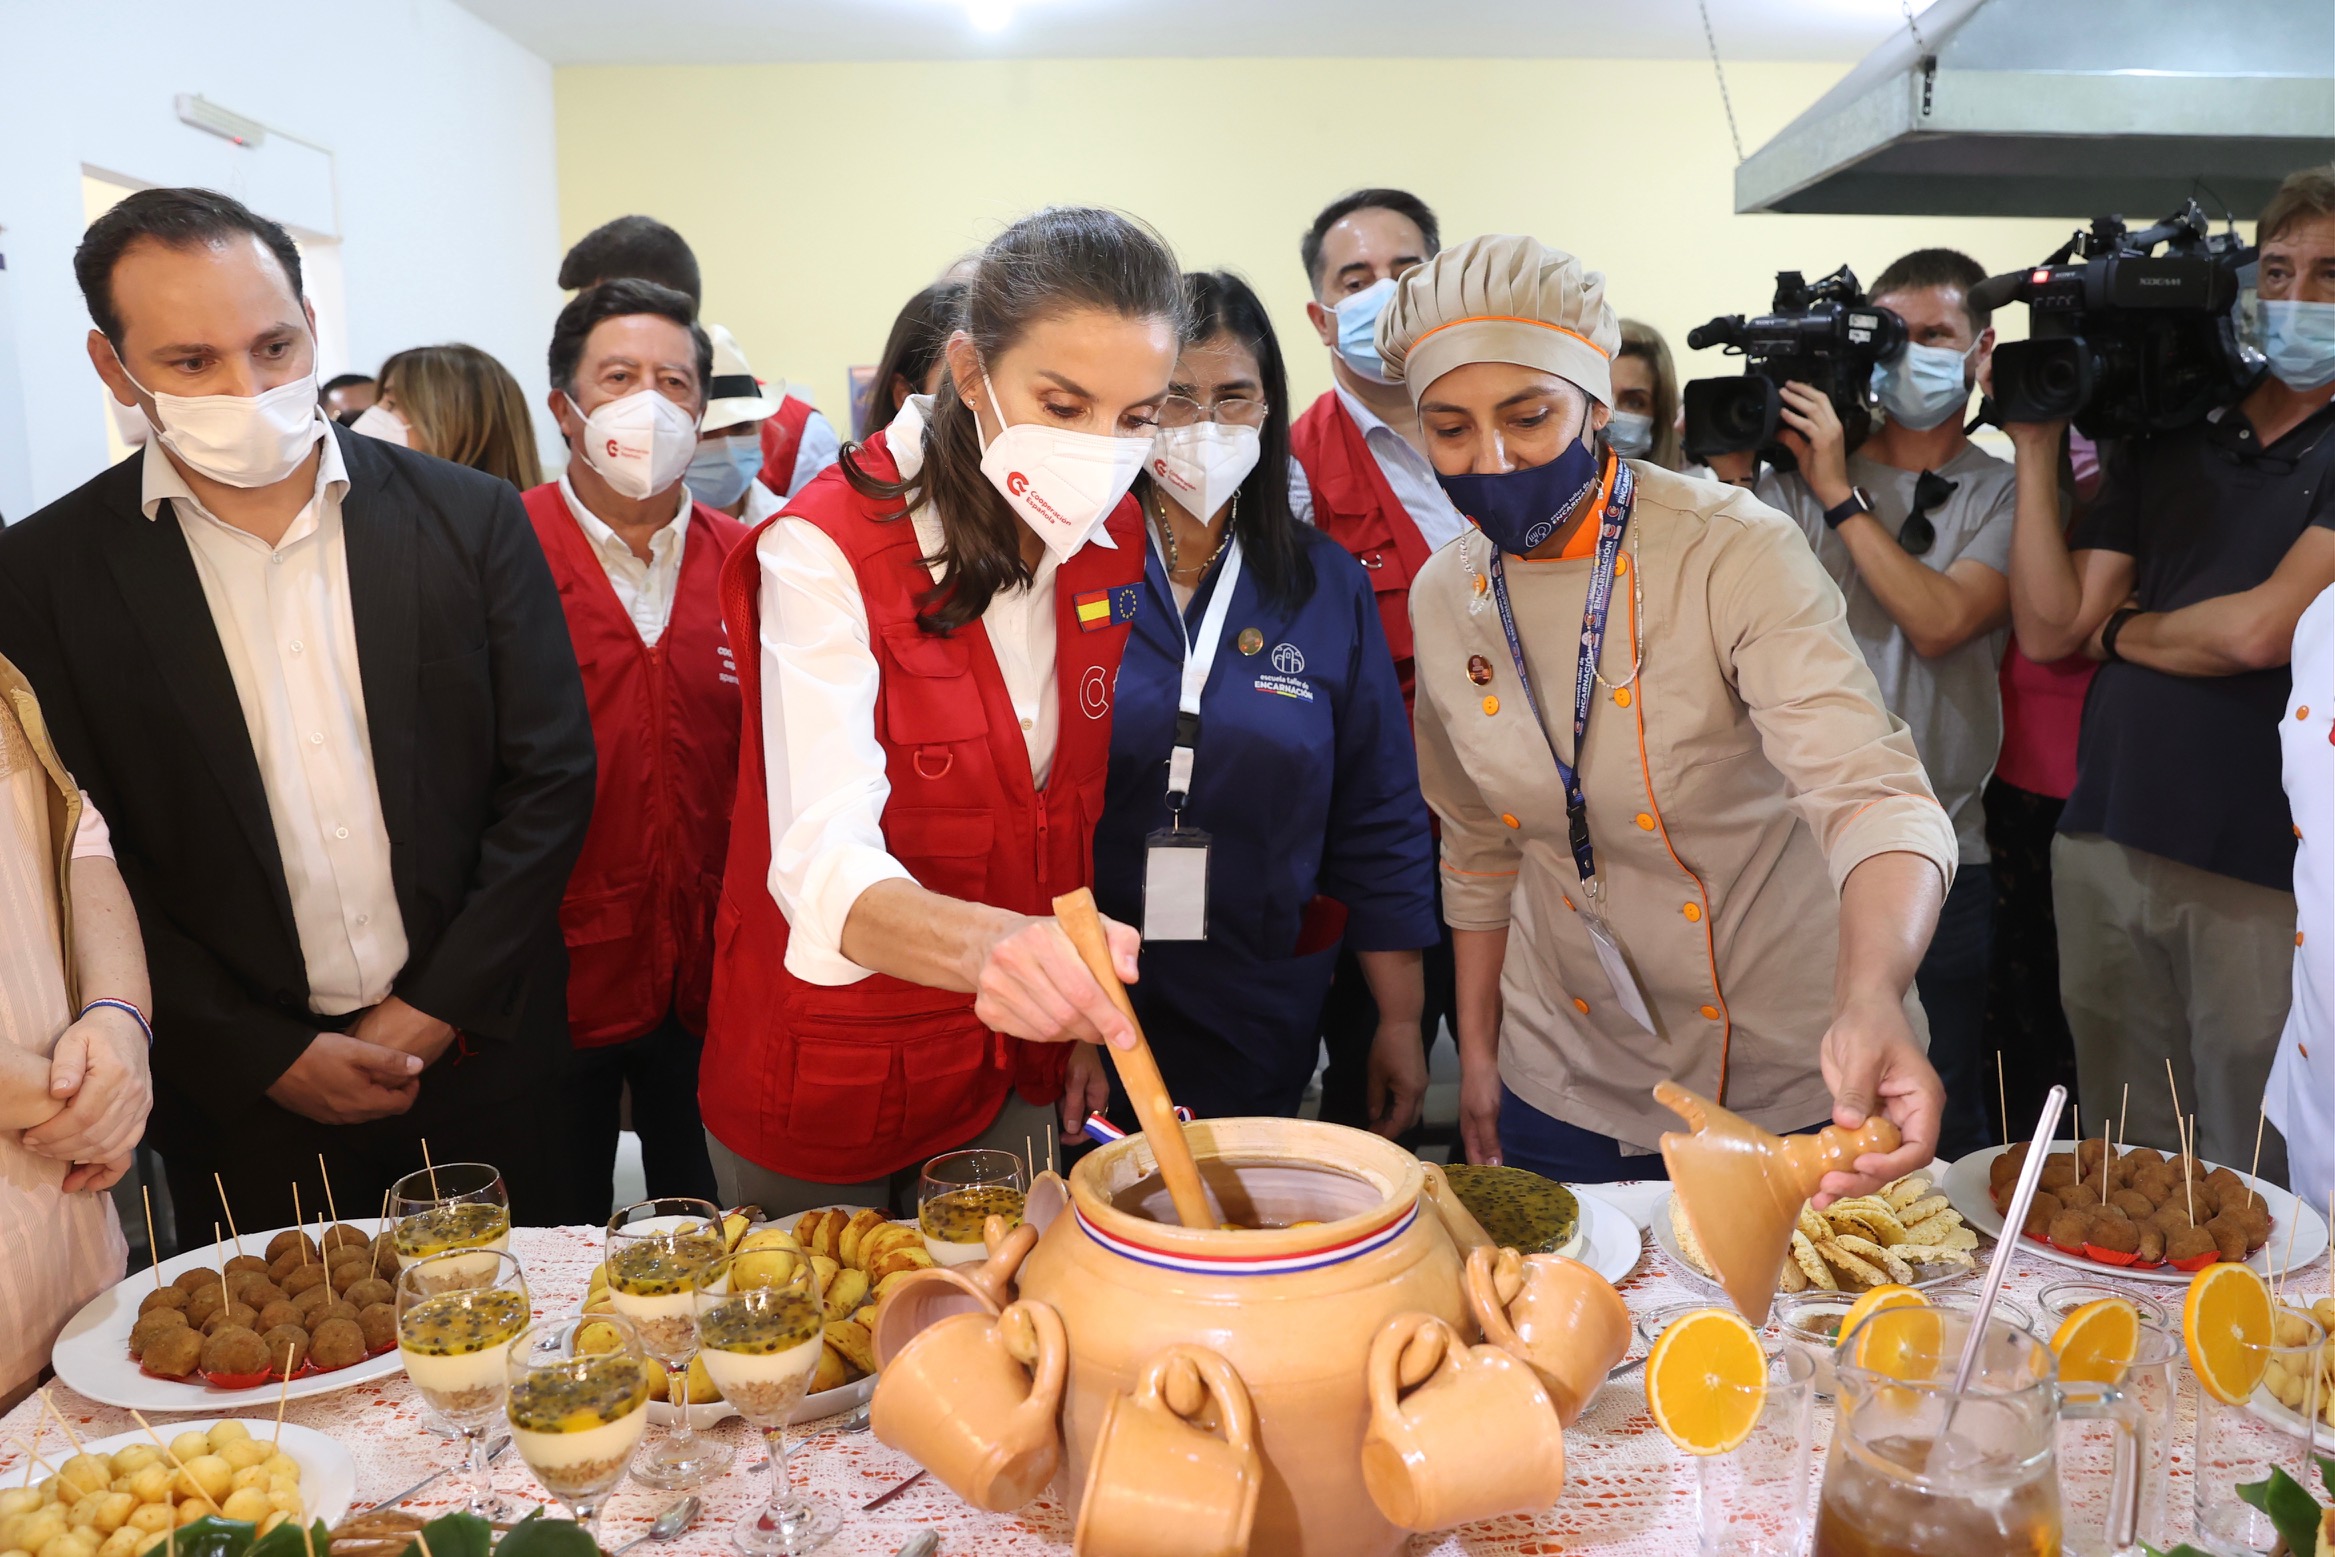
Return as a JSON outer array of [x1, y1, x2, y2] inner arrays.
[[1755, 249, 2013, 1160], [2007, 165, 2335, 1178]]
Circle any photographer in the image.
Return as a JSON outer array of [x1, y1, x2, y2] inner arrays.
[[2007, 165, 2335, 1177], [1756, 248, 2013, 1160]]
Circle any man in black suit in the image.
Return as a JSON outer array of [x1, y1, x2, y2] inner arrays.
[[0, 188, 597, 1242]]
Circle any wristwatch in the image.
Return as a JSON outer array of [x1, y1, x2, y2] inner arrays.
[[2100, 605, 2145, 663], [1822, 488, 1875, 530]]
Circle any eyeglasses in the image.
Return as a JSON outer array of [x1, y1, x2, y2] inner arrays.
[[1156, 394, 1270, 429], [1899, 469, 1959, 556]]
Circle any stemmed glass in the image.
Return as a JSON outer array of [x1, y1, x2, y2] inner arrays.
[[917, 1149, 1028, 1269], [390, 1163, 511, 1292], [696, 1254, 838, 1554], [506, 1314, 657, 1545], [606, 1197, 735, 1488], [395, 1249, 531, 1517]]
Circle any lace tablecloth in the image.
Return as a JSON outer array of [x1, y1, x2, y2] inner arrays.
[[10, 1186, 2323, 1556]]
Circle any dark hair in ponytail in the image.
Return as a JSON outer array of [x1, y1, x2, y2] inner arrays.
[[840, 207, 1184, 632], [1166, 270, 1314, 608]]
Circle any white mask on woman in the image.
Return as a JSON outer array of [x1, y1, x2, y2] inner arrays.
[[1148, 421, 1260, 522], [574, 388, 699, 501], [119, 359, 323, 488], [350, 404, 410, 447], [976, 374, 1150, 562]]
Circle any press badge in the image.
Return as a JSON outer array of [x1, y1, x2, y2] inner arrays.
[[1143, 826, 1211, 941], [1580, 901, 1658, 1035]]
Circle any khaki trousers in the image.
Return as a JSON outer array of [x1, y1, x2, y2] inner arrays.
[[2052, 833, 2293, 1181], [705, 1092, 1061, 1222]]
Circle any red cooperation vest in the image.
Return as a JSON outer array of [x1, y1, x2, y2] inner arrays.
[[756, 396, 818, 497], [522, 484, 747, 1047], [703, 433, 1144, 1182], [1289, 390, 1436, 721]]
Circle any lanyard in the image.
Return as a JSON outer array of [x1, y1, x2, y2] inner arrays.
[[1152, 532, 1245, 820], [1486, 454, 1636, 889]]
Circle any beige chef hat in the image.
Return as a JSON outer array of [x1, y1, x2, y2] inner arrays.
[[1376, 234, 1621, 407]]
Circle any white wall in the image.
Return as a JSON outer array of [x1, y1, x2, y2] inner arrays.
[[0, 0, 563, 522]]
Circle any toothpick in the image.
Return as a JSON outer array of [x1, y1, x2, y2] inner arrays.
[[2278, 1181, 2302, 1295], [299, 1513, 314, 1557], [1996, 1051, 2008, 1146], [274, 1345, 294, 1445], [316, 1154, 343, 1227], [213, 1172, 245, 1259], [293, 1183, 307, 1267], [2100, 1117, 2112, 1202], [17, 1418, 35, 1488], [2073, 1101, 2081, 1145], [2251, 1109, 2268, 1201], [415, 1531, 436, 1557], [420, 1139, 439, 1203], [315, 1211, 336, 1297], [215, 1223, 229, 1314], [2181, 1117, 2196, 1228], [2165, 1058, 2185, 1156], [142, 1185, 162, 1290], [2119, 1083, 2130, 1152], [5, 1437, 59, 1483], [35, 1390, 85, 1455], [127, 1410, 219, 1512], [1027, 1135, 1036, 1180]]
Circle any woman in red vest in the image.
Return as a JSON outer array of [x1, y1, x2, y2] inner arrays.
[[705, 207, 1185, 1214]]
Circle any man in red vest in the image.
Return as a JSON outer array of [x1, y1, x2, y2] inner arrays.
[[526, 277, 746, 1224], [1287, 188, 1460, 1140]]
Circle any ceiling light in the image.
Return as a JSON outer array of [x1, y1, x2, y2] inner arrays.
[[965, 0, 1014, 30]]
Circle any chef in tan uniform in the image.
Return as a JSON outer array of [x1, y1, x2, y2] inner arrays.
[[1383, 236, 1957, 1200]]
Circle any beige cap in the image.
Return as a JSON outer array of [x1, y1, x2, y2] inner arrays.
[[1376, 234, 1620, 406], [701, 322, 779, 432]]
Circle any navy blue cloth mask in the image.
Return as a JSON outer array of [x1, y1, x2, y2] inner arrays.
[[1434, 413, 1603, 556]]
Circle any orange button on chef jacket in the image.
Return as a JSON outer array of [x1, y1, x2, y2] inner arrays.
[[523, 484, 747, 1047], [703, 432, 1144, 1183]]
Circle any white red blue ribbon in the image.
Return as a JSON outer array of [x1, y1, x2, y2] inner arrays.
[[1082, 1108, 1193, 1145]]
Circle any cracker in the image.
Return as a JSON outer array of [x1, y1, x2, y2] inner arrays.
[[1883, 1175, 1934, 1211], [1816, 1238, 1887, 1290], [1895, 1195, 1953, 1227], [1791, 1230, 1836, 1290], [1834, 1233, 1915, 1286]]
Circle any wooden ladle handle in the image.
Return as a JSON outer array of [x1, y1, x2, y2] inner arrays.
[[1050, 889, 1214, 1231]]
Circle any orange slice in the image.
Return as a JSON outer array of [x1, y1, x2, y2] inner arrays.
[[2050, 1297, 2140, 1386], [1645, 1307, 1767, 1456], [2185, 1261, 2274, 1405], [1850, 1303, 1944, 1383], [1840, 1284, 1928, 1347]]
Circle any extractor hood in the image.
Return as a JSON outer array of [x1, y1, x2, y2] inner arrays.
[[1735, 0, 2335, 219]]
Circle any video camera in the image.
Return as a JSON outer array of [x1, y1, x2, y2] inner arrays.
[[1975, 200, 2257, 440], [1681, 266, 1906, 472]]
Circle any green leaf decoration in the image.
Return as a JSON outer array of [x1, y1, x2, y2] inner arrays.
[[160, 1515, 257, 1557], [2320, 1453, 2335, 1505], [246, 1519, 333, 1557], [394, 1511, 493, 1557], [492, 1514, 600, 1557], [2138, 1545, 2218, 1557], [2236, 1465, 2325, 1557]]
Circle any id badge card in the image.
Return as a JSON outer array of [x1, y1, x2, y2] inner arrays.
[[1579, 900, 1658, 1035], [1143, 826, 1212, 941]]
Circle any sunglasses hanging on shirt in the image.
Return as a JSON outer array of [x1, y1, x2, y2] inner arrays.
[[1897, 469, 1959, 557]]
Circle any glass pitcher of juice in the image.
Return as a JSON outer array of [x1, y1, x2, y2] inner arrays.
[[1814, 1306, 2144, 1557]]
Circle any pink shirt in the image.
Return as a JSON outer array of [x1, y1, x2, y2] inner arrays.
[[1993, 435, 2106, 802]]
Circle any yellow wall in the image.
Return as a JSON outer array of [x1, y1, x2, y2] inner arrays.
[[555, 57, 2090, 433]]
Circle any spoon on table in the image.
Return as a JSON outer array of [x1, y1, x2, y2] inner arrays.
[[608, 1495, 700, 1557]]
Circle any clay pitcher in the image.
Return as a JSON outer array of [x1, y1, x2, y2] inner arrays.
[[1073, 1345, 1261, 1557], [1360, 1313, 1566, 1530], [871, 1201, 1047, 1367], [1655, 1080, 1899, 1325], [1464, 1245, 1631, 1426], [870, 1297, 1067, 1512]]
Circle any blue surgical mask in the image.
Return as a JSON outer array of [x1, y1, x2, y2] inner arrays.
[[2261, 299, 2335, 391], [1870, 340, 1975, 431], [1330, 278, 1399, 384], [1434, 409, 1604, 556], [1606, 410, 1655, 458], [686, 431, 763, 508]]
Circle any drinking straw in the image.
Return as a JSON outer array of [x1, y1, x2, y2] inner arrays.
[[1949, 1084, 2068, 1398]]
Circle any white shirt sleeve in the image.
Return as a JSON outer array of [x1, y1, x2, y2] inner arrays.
[[757, 517, 915, 985], [786, 409, 844, 498], [70, 791, 113, 860], [1287, 456, 1316, 527]]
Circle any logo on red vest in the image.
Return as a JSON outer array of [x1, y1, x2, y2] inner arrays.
[[1080, 665, 1112, 719], [1073, 584, 1140, 633]]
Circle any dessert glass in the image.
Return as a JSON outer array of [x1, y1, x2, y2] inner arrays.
[[606, 1197, 735, 1488], [390, 1163, 512, 1295], [919, 1149, 1027, 1269], [696, 1255, 838, 1554], [506, 1313, 657, 1543], [396, 1249, 530, 1517]]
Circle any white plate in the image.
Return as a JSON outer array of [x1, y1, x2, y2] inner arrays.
[[55, 1419, 356, 1529], [1649, 1181, 1975, 1297], [1570, 1189, 1644, 1288], [1941, 1143, 2328, 1287], [53, 1220, 405, 1413]]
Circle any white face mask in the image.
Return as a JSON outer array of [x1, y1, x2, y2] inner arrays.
[[573, 388, 699, 501], [350, 404, 409, 447], [1605, 410, 1655, 458], [118, 356, 323, 489], [1147, 421, 1260, 523], [975, 374, 1151, 563]]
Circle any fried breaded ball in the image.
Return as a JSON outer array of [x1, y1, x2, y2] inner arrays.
[[2039, 1160, 2079, 1192], [309, 1300, 359, 1331], [2170, 1155, 2209, 1183], [320, 1224, 371, 1257], [356, 1304, 397, 1354], [2076, 1139, 2112, 1176], [224, 1255, 270, 1278], [2206, 1215, 2252, 1264], [173, 1265, 222, 1294], [2150, 1203, 2197, 1235], [2022, 1191, 2064, 1239], [288, 1283, 333, 1316], [342, 1278, 392, 1311], [129, 1309, 189, 1360], [258, 1325, 308, 1377], [2060, 1182, 2103, 1210], [2087, 1215, 2141, 1254], [2234, 1206, 2273, 1248], [265, 1230, 318, 1264], [2206, 1167, 2246, 1199], [2110, 1189, 2157, 1219], [142, 1325, 203, 1379], [366, 1234, 401, 1280], [280, 1265, 327, 1298], [201, 1324, 272, 1378], [256, 1299, 304, 1334], [201, 1302, 259, 1337], [2137, 1226, 2166, 1264], [138, 1287, 191, 1318], [2168, 1226, 2220, 1264], [306, 1317, 365, 1371], [185, 1285, 229, 1326], [2218, 1182, 2268, 1218], [2048, 1211, 2093, 1253], [266, 1251, 307, 1286], [229, 1275, 282, 1309]]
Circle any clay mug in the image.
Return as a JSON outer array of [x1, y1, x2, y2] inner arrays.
[[1072, 1344, 1261, 1557], [1465, 1244, 1632, 1426], [1360, 1313, 1565, 1531], [870, 1265, 1001, 1368], [871, 1297, 1068, 1512]]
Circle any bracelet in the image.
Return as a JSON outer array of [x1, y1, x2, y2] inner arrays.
[[2100, 606, 2145, 663], [79, 996, 153, 1046]]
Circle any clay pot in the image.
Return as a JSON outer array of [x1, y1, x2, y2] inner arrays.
[[1360, 1312, 1566, 1530], [1013, 1116, 1476, 1557], [1073, 1344, 1260, 1557], [1464, 1244, 1631, 1426], [870, 1297, 1067, 1512]]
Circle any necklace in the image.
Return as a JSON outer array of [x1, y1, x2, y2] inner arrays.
[[1152, 489, 1237, 579]]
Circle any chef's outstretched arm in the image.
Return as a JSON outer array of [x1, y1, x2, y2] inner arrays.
[[1816, 851, 1946, 1204]]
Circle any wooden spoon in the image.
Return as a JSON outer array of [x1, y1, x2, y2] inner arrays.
[[1050, 888, 1213, 1230]]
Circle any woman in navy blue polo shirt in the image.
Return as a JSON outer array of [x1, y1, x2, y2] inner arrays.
[[1073, 271, 1439, 1133]]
